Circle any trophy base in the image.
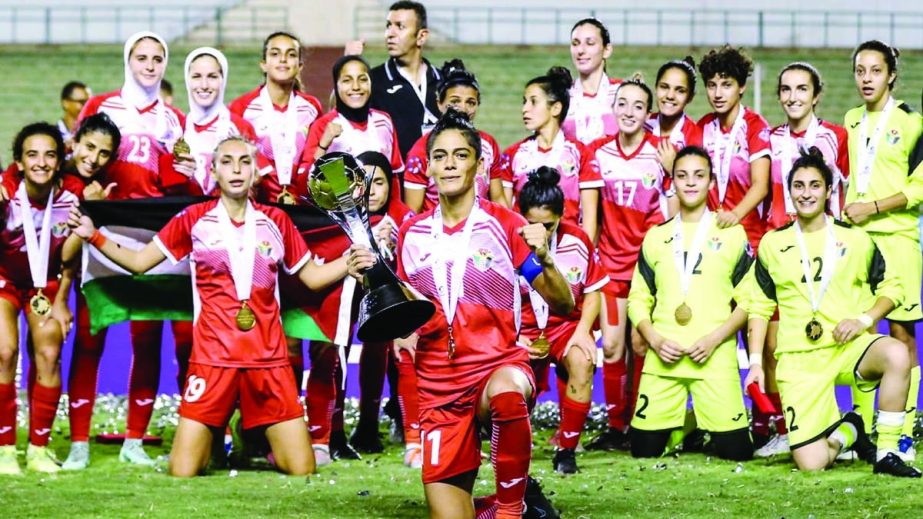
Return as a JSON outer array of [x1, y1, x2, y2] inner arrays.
[[357, 283, 435, 343]]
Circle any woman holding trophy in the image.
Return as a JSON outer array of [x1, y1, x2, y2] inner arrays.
[[348, 110, 574, 518]]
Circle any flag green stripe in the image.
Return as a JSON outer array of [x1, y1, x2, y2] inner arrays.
[[81, 275, 194, 335], [281, 308, 331, 342]]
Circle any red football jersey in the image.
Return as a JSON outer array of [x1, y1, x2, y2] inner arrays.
[[404, 129, 502, 212], [698, 107, 772, 246], [154, 199, 310, 367], [298, 109, 404, 178], [499, 132, 603, 227], [519, 222, 608, 336], [397, 198, 532, 409], [767, 119, 849, 230], [78, 91, 186, 200], [646, 113, 704, 150], [587, 131, 668, 281], [562, 74, 622, 145]]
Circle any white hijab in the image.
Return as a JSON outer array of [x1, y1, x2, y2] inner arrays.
[[184, 47, 229, 126], [121, 31, 168, 108]]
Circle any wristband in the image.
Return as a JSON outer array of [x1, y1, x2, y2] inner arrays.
[[857, 313, 874, 329], [88, 229, 107, 249], [748, 352, 763, 366], [520, 253, 543, 284]]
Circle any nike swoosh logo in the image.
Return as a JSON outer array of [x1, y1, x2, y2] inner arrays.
[[563, 431, 580, 439], [35, 428, 51, 436], [499, 477, 525, 489], [387, 85, 403, 94], [135, 399, 155, 407], [70, 399, 91, 408], [780, 246, 795, 253]]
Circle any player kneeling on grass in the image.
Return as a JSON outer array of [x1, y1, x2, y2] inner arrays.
[[746, 148, 920, 477], [626, 146, 754, 461], [67, 137, 351, 477]]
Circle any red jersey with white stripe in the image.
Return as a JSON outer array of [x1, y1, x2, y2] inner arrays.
[[0, 173, 79, 288], [562, 75, 622, 145], [587, 131, 668, 281], [520, 222, 608, 336], [78, 91, 186, 199], [298, 109, 404, 176], [161, 113, 258, 197], [646, 113, 703, 150], [767, 119, 849, 230], [397, 198, 532, 409], [404, 129, 501, 212], [154, 199, 310, 368], [499, 132, 602, 226], [698, 107, 772, 246], [228, 86, 322, 203]]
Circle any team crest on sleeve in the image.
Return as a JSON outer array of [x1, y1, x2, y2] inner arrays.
[[560, 157, 577, 175], [708, 236, 723, 251], [258, 241, 273, 258], [471, 248, 494, 271], [565, 266, 584, 285], [887, 129, 901, 145], [407, 156, 424, 175]]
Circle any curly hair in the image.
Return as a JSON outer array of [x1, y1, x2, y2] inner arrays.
[[699, 45, 753, 87]]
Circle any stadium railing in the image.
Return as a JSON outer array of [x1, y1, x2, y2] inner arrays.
[[353, 6, 923, 49]]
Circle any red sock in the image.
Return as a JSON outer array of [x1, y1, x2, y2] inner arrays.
[[306, 343, 337, 444], [627, 353, 644, 421], [489, 392, 531, 517], [358, 342, 388, 429], [0, 383, 16, 446], [395, 350, 421, 444], [289, 354, 304, 396], [769, 392, 787, 435], [67, 300, 106, 442], [558, 394, 591, 450], [30, 383, 62, 447], [173, 320, 193, 393], [474, 494, 498, 519], [126, 320, 163, 439], [603, 359, 627, 430]]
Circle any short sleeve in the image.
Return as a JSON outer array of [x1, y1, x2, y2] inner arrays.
[[276, 210, 311, 273], [299, 116, 326, 174], [577, 140, 603, 188], [404, 135, 429, 188], [154, 207, 196, 264], [746, 113, 772, 162], [833, 124, 850, 178], [389, 127, 405, 174], [498, 144, 517, 186], [583, 237, 609, 293], [484, 134, 503, 181]]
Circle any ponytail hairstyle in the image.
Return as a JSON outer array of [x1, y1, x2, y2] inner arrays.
[[518, 166, 565, 217], [787, 146, 833, 192], [526, 66, 573, 124], [437, 59, 481, 103], [570, 17, 612, 72], [426, 108, 482, 160], [699, 45, 753, 87], [656, 56, 697, 99], [776, 61, 824, 97], [615, 73, 654, 112], [261, 31, 304, 91], [853, 40, 900, 89], [673, 145, 713, 178]]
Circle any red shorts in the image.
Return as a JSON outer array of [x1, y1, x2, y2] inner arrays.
[[419, 361, 535, 484], [601, 279, 629, 325], [0, 278, 60, 315], [179, 362, 303, 430]]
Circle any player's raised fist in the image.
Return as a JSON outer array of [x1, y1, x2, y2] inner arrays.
[[519, 222, 550, 260]]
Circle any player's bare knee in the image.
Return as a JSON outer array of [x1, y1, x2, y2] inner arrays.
[[0, 343, 18, 370], [484, 367, 531, 401], [32, 344, 62, 370], [792, 444, 831, 471], [880, 337, 910, 375]]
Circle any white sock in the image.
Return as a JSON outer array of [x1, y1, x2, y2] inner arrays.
[[123, 438, 143, 449]]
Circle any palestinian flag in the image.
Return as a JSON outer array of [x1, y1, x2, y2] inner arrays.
[[80, 197, 339, 335]]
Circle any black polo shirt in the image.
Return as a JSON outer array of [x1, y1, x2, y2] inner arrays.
[[370, 57, 442, 159]]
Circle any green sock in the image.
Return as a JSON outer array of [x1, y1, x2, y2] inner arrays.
[[903, 365, 920, 438], [851, 387, 876, 434], [877, 410, 905, 455], [830, 421, 857, 451]]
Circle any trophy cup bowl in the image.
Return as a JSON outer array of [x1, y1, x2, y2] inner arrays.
[[308, 152, 434, 342]]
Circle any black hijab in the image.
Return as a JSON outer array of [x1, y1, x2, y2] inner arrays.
[[332, 55, 372, 124]]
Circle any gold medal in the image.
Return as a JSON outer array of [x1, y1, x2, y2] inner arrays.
[[531, 332, 551, 359], [674, 302, 692, 326], [277, 187, 296, 205], [30, 289, 51, 317], [236, 301, 256, 331], [805, 318, 823, 341], [173, 137, 191, 157], [447, 325, 456, 359]]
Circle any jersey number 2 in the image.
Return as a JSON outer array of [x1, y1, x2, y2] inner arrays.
[[127, 135, 151, 164], [800, 257, 822, 283]]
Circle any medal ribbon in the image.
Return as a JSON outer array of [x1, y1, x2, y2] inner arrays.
[[672, 210, 712, 301], [216, 200, 256, 302], [431, 200, 480, 336], [527, 229, 559, 332], [856, 96, 895, 196], [712, 108, 746, 204], [184, 112, 232, 194], [260, 86, 299, 187], [650, 113, 688, 147], [16, 182, 54, 290], [780, 115, 820, 214], [794, 216, 838, 315]]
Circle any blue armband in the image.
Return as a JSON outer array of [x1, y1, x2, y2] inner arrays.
[[520, 252, 544, 284]]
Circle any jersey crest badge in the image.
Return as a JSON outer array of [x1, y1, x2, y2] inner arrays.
[[258, 241, 273, 258], [887, 129, 901, 145], [642, 171, 657, 189], [52, 221, 69, 237], [560, 157, 577, 175], [836, 241, 847, 257], [565, 266, 584, 285], [471, 248, 494, 272], [707, 236, 723, 251]]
